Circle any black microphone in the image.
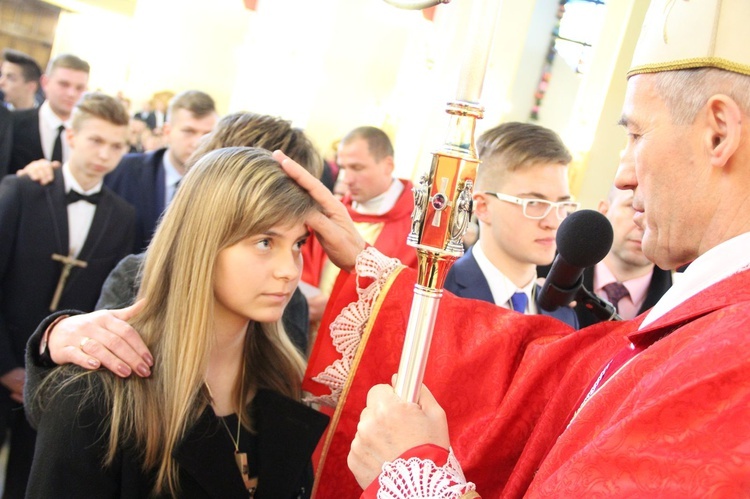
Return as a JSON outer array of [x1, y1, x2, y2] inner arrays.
[[538, 210, 615, 318]]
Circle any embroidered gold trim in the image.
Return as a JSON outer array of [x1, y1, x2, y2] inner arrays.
[[628, 57, 750, 77], [311, 256, 404, 497]]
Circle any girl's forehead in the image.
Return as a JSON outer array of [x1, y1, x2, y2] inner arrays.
[[258, 221, 309, 238]]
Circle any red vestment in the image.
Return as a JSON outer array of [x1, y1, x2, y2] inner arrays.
[[305, 259, 750, 498], [301, 179, 417, 289]]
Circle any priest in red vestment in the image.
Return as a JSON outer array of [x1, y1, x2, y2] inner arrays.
[[300, 126, 416, 329]]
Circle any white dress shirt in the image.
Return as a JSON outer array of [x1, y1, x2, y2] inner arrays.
[[162, 152, 183, 206], [472, 242, 537, 313], [351, 179, 404, 215], [62, 163, 102, 257]]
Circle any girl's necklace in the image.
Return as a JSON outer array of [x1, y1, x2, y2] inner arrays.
[[205, 363, 256, 494]]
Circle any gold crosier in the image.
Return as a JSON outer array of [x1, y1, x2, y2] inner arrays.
[[387, 0, 502, 403]]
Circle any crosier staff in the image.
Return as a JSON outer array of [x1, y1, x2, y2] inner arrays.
[[386, 0, 502, 403]]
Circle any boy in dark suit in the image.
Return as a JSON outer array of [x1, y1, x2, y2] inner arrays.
[[14, 90, 218, 253], [444, 122, 580, 327], [0, 92, 135, 498], [3, 54, 89, 175], [104, 90, 217, 251]]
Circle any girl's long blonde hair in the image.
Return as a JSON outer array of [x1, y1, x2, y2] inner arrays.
[[47, 147, 315, 496]]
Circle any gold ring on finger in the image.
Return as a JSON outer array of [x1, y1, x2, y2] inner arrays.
[[79, 337, 92, 351]]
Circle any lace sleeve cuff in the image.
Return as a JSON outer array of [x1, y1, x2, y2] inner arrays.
[[373, 446, 478, 499]]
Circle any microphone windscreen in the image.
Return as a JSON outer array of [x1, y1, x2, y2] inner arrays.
[[556, 209, 613, 268]]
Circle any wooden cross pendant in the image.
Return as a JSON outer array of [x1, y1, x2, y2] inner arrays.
[[234, 451, 257, 493], [50, 253, 88, 311]]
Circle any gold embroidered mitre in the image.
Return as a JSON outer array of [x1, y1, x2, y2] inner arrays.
[[628, 0, 750, 78]]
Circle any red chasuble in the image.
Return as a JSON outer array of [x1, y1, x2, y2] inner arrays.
[[301, 179, 417, 289], [305, 260, 750, 498]]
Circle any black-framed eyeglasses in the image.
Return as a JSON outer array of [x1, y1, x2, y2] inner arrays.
[[483, 192, 580, 220]]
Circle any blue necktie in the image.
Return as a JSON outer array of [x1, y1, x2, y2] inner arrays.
[[510, 291, 528, 314]]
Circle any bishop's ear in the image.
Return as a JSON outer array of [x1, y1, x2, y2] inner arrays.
[[705, 94, 742, 168]]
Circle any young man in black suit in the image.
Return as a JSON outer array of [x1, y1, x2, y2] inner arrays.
[[0, 92, 135, 498], [3, 54, 89, 176], [104, 90, 217, 251], [18, 90, 218, 252]]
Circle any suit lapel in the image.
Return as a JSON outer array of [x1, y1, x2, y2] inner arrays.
[[536, 283, 554, 319], [18, 109, 44, 159], [152, 155, 166, 222], [77, 188, 113, 261], [139, 151, 165, 246], [534, 283, 573, 324], [44, 170, 69, 255], [454, 248, 494, 302], [31, 113, 43, 158]]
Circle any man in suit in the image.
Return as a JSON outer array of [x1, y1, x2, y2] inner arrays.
[[444, 122, 579, 327], [92, 90, 217, 252], [17, 90, 219, 252], [0, 49, 42, 111], [575, 187, 672, 327], [0, 92, 135, 498], [3, 54, 89, 175]]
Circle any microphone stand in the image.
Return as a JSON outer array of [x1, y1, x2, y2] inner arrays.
[[541, 276, 621, 322], [576, 286, 622, 322]]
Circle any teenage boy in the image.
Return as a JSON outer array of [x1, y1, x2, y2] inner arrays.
[[445, 122, 579, 327], [0, 92, 135, 498]]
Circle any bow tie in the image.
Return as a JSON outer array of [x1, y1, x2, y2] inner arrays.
[[66, 190, 102, 205]]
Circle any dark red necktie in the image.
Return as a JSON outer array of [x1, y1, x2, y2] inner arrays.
[[602, 282, 629, 312]]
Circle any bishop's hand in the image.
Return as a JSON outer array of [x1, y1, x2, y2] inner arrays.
[[348, 379, 451, 489], [273, 149, 365, 273]]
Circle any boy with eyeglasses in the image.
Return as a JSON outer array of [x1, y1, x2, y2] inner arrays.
[[444, 121, 579, 327]]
